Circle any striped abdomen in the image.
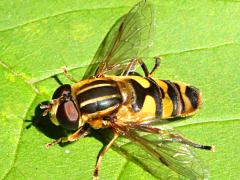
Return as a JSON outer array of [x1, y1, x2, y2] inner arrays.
[[76, 80, 122, 118], [156, 80, 202, 118], [126, 77, 201, 120]]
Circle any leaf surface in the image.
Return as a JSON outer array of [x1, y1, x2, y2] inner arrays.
[[0, 0, 239, 179]]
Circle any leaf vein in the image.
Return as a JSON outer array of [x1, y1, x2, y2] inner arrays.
[[117, 161, 129, 180], [175, 118, 240, 128], [162, 41, 239, 57], [0, 60, 40, 94], [0, 6, 130, 33]]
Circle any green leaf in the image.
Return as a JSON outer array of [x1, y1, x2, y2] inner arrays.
[[0, 0, 239, 180]]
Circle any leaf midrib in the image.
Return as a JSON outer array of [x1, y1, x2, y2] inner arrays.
[[1, 41, 238, 94], [0, 5, 131, 33]]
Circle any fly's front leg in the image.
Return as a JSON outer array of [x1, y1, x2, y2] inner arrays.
[[93, 132, 119, 180], [45, 126, 90, 149], [62, 66, 78, 83]]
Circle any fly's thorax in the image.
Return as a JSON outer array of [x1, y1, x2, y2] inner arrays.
[[74, 79, 123, 121], [49, 84, 83, 131]]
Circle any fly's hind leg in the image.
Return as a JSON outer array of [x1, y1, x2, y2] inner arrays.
[[141, 56, 161, 77], [123, 57, 161, 77], [45, 126, 90, 148], [93, 132, 119, 180], [62, 66, 78, 83], [149, 56, 161, 77]]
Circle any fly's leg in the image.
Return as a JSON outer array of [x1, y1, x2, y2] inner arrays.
[[93, 132, 119, 180], [123, 57, 161, 77], [135, 125, 214, 151], [140, 56, 161, 77], [149, 56, 161, 77], [122, 58, 150, 76], [45, 126, 90, 149], [122, 58, 140, 76], [62, 66, 78, 83]]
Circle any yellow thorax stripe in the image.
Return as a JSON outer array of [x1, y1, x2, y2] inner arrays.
[[80, 94, 121, 108]]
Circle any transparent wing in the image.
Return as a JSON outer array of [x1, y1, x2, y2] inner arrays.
[[83, 0, 154, 79], [112, 124, 209, 180]]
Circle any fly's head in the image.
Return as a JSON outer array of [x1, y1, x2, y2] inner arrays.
[[41, 84, 84, 131]]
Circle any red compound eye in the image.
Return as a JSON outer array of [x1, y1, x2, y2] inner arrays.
[[56, 100, 79, 130]]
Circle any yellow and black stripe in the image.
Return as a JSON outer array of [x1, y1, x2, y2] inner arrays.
[[128, 78, 162, 117], [73, 76, 201, 122], [76, 80, 122, 115], [126, 77, 201, 119], [156, 79, 201, 118]]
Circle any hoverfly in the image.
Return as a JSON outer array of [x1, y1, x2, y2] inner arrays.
[[40, 0, 214, 179]]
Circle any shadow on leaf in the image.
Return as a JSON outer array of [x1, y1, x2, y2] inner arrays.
[[26, 102, 67, 140]]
